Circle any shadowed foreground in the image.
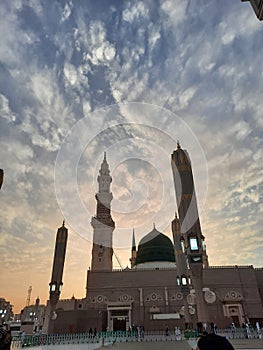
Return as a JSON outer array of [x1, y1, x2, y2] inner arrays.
[[100, 339, 263, 350]]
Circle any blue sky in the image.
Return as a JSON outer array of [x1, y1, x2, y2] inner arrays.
[[0, 0, 263, 313]]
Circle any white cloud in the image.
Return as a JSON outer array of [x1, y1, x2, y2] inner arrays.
[[122, 1, 149, 23], [61, 1, 73, 22], [83, 21, 116, 65], [0, 94, 16, 122], [160, 0, 188, 25]]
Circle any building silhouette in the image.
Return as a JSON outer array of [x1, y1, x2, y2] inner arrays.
[[20, 297, 46, 334], [0, 169, 3, 189], [242, 0, 263, 20], [44, 145, 263, 333]]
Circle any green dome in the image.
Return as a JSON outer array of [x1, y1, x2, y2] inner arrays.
[[135, 228, 175, 265]]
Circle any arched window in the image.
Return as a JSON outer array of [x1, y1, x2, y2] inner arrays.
[[180, 236, 185, 253], [181, 275, 187, 286], [189, 234, 198, 251]]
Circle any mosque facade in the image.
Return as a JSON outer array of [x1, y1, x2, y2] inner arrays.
[[43, 144, 263, 334]]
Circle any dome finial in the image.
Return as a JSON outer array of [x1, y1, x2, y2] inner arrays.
[[153, 222, 155, 229], [62, 220, 65, 227], [177, 140, 181, 149], [104, 152, 107, 161]]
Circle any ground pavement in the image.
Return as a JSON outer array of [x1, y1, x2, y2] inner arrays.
[[101, 338, 263, 350], [10, 338, 263, 350]]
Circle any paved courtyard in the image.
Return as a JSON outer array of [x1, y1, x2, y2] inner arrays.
[[102, 339, 263, 350]]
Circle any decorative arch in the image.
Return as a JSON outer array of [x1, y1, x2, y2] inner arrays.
[[118, 294, 134, 302], [91, 295, 108, 303], [170, 292, 183, 301], [145, 292, 163, 302], [224, 291, 243, 301]]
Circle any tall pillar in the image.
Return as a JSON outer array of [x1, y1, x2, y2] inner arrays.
[[138, 288, 144, 324], [171, 142, 209, 324], [128, 309, 132, 329], [91, 153, 115, 272], [43, 221, 68, 334]]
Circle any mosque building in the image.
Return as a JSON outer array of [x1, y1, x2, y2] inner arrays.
[[43, 144, 263, 334]]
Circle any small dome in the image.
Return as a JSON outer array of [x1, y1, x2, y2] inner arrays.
[[135, 227, 175, 265]]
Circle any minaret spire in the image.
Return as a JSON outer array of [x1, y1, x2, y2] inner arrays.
[[132, 228, 136, 251], [177, 140, 181, 149], [130, 228, 137, 268], [98, 152, 111, 193]]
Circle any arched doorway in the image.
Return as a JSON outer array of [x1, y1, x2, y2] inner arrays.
[[107, 302, 132, 331]]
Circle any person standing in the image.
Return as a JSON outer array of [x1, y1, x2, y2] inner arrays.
[[174, 326, 181, 340], [93, 328, 97, 339], [210, 322, 215, 334], [88, 328, 92, 338]]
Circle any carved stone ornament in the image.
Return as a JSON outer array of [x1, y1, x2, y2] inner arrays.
[[179, 306, 185, 315], [118, 294, 133, 302], [92, 295, 108, 303], [204, 290, 216, 304], [189, 306, 196, 315], [224, 290, 243, 301], [187, 293, 196, 305], [146, 292, 163, 302], [149, 306, 160, 313], [175, 292, 183, 301]]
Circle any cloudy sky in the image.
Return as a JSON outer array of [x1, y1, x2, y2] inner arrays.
[[1, 0, 263, 313]]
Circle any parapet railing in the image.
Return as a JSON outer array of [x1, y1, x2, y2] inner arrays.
[[11, 327, 262, 348], [207, 265, 254, 269]]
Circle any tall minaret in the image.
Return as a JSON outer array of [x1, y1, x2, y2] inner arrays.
[[49, 221, 68, 303], [171, 142, 209, 324], [130, 229, 137, 268], [91, 153, 115, 271], [43, 221, 68, 334]]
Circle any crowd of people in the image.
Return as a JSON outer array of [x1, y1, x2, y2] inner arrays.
[[88, 327, 97, 338]]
